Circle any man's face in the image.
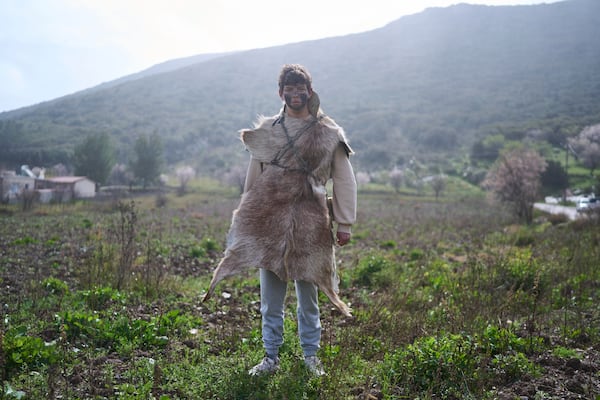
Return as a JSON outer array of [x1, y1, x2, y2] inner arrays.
[[281, 84, 311, 111]]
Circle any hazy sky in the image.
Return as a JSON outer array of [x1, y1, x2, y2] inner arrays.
[[1, 0, 561, 112]]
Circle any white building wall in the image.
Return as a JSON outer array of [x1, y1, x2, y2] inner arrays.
[[73, 179, 96, 198]]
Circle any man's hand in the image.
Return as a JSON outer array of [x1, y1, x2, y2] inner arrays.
[[336, 231, 351, 246]]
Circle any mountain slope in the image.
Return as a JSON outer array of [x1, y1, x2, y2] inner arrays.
[[87, 52, 235, 93], [1, 0, 599, 175]]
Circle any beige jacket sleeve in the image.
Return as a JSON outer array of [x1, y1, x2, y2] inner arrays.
[[331, 144, 357, 234]]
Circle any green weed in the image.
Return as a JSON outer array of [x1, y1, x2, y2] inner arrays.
[[1, 189, 598, 399], [352, 253, 392, 288], [378, 326, 545, 399], [552, 346, 580, 359], [41, 277, 69, 296], [3, 326, 58, 378]]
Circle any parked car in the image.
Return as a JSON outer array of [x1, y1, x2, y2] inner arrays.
[[576, 197, 599, 212]]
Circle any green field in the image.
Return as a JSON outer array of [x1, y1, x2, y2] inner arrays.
[[1, 183, 598, 399]]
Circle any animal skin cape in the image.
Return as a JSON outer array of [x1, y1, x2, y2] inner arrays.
[[203, 110, 353, 317]]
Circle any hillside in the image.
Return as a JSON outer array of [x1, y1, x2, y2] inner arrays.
[[85, 52, 235, 93], [1, 0, 599, 176]]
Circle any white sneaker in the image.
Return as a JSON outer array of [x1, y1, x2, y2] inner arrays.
[[304, 356, 325, 376], [249, 356, 280, 376]]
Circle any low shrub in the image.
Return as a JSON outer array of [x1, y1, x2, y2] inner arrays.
[[378, 326, 545, 399], [3, 326, 58, 378], [352, 254, 392, 288]]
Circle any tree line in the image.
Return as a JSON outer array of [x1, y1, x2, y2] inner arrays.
[[7, 120, 599, 226], [72, 132, 165, 189]]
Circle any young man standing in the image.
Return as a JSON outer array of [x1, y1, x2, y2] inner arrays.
[[244, 64, 357, 376], [203, 63, 357, 376]]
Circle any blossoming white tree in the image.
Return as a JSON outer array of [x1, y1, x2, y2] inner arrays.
[[483, 148, 547, 224], [569, 123, 600, 176], [175, 166, 195, 195]]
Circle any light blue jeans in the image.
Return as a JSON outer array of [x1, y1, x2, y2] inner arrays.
[[260, 268, 321, 358]]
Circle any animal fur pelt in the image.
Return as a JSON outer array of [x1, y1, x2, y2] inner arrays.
[[203, 111, 353, 317]]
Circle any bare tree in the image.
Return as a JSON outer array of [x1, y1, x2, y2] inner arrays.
[[569, 123, 600, 176], [224, 165, 247, 194], [483, 148, 547, 224], [175, 166, 195, 195], [430, 174, 447, 200], [389, 167, 404, 193]]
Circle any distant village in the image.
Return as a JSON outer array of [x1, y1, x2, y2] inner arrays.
[[0, 165, 96, 205]]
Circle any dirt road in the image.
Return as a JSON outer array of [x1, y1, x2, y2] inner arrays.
[[534, 203, 579, 220]]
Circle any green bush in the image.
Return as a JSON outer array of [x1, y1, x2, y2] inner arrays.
[[200, 236, 220, 252], [409, 248, 425, 260], [77, 286, 126, 310], [190, 236, 221, 258], [189, 245, 206, 258], [352, 254, 392, 288], [490, 352, 541, 384], [379, 332, 480, 398], [3, 326, 58, 377], [513, 227, 535, 246], [41, 277, 69, 296], [480, 325, 544, 355], [497, 248, 542, 292], [378, 326, 546, 398], [379, 239, 397, 249]]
